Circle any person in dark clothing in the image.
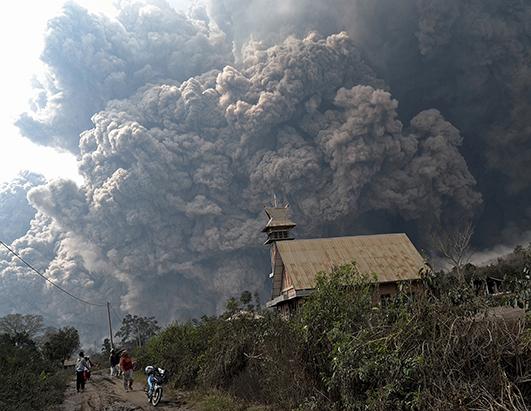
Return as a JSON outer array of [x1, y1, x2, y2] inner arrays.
[[75, 351, 88, 393], [110, 349, 119, 377], [84, 356, 93, 381]]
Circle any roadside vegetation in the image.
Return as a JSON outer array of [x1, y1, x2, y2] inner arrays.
[[0, 314, 80, 411], [133, 244, 531, 410]]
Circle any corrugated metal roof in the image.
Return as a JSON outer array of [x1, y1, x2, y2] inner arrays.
[[276, 233, 426, 289], [262, 207, 296, 231]]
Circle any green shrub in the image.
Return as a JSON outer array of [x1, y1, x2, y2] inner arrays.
[[135, 257, 531, 410], [297, 263, 531, 410], [138, 317, 217, 388], [0, 334, 68, 411]]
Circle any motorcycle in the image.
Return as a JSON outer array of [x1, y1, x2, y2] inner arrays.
[[146, 367, 167, 407]]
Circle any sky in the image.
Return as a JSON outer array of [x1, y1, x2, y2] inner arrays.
[[0, 0, 190, 185]]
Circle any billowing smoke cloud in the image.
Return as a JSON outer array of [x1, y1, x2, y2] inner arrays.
[[6, 29, 479, 329], [208, 0, 531, 244], [0, 172, 45, 243], [2, 0, 528, 341], [0, 210, 116, 336], [17, 0, 231, 152]]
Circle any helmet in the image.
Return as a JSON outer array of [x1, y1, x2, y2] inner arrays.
[[145, 366, 154, 374]]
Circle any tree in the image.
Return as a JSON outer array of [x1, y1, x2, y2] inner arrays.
[[224, 290, 260, 316], [239, 290, 253, 307], [225, 297, 239, 315], [0, 314, 43, 339], [115, 314, 160, 348], [433, 221, 475, 283], [299, 262, 375, 384], [42, 327, 80, 365]]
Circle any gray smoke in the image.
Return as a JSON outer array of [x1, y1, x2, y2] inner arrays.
[[207, 0, 531, 245], [17, 0, 231, 152], [0, 211, 115, 337], [0, 172, 45, 243], [3, 0, 528, 341]]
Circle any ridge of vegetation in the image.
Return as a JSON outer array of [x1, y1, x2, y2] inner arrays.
[[133, 244, 531, 410]]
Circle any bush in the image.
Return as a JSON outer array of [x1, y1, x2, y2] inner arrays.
[[139, 317, 217, 388], [0, 334, 68, 411], [298, 263, 531, 410], [136, 259, 531, 410], [138, 312, 315, 409]]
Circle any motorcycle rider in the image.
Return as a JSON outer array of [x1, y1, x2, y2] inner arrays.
[[145, 365, 157, 398]]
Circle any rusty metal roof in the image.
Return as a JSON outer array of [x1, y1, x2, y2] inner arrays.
[[276, 233, 426, 289]]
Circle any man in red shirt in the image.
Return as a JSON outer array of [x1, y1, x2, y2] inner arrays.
[[119, 350, 135, 391]]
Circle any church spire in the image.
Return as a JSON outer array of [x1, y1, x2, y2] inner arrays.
[[262, 205, 296, 245]]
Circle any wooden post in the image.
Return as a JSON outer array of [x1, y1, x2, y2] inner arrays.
[[107, 302, 114, 349]]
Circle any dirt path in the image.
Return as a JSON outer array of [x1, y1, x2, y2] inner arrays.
[[56, 370, 191, 411]]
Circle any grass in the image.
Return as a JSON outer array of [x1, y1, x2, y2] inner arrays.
[[186, 390, 270, 411]]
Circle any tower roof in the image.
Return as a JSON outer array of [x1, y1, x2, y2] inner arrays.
[[262, 207, 296, 232]]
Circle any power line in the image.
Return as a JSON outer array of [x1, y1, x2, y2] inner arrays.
[[0, 240, 106, 307], [111, 304, 122, 324]]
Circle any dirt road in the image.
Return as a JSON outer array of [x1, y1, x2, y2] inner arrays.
[[56, 370, 191, 411]]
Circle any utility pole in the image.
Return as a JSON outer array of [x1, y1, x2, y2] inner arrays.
[[106, 302, 114, 349]]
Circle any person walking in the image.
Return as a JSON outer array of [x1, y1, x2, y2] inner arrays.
[[110, 349, 119, 377], [119, 350, 135, 392], [75, 351, 88, 393], [84, 355, 93, 381]]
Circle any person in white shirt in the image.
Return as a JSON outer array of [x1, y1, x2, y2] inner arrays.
[[75, 351, 88, 393]]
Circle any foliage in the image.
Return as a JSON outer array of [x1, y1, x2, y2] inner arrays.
[[297, 262, 375, 388], [139, 312, 315, 408], [41, 326, 80, 365], [188, 390, 247, 411], [138, 317, 215, 388], [0, 313, 43, 339], [135, 254, 531, 410], [115, 313, 160, 348], [299, 261, 531, 410], [224, 290, 261, 316], [0, 330, 71, 410]]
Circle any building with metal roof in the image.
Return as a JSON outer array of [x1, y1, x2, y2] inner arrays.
[[262, 206, 428, 315]]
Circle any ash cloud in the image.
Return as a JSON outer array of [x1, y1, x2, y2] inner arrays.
[[208, 0, 531, 245], [0, 172, 45, 244], [9, 31, 478, 329], [2, 0, 529, 341], [17, 0, 231, 152]]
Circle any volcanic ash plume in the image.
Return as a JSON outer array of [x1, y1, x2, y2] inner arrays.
[[12, 32, 479, 325], [17, 0, 232, 152], [9, 0, 528, 342], [0, 172, 45, 244]]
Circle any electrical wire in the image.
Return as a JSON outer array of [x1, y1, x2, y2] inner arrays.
[[110, 304, 122, 324], [0, 240, 107, 307]]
